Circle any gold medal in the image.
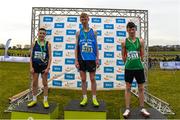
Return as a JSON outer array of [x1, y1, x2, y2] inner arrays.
[[84, 43, 88, 46]]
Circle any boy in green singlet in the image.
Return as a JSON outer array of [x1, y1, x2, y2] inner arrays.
[[121, 22, 150, 118]]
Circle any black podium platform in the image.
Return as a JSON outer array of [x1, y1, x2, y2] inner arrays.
[[11, 101, 59, 119], [64, 100, 106, 119], [121, 107, 167, 119]]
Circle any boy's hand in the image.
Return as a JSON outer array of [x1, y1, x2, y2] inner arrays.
[[44, 68, 50, 74], [96, 59, 100, 68], [30, 67, 34, 74], [75, 60, 80, 69]]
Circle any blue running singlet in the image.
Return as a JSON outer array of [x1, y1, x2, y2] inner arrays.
[[78, 28, 97, 60]]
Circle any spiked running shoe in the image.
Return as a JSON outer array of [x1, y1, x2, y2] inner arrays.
[[80, 98, 88, 106], [92, 98, 99, 107], [43, 101, 49, 108], [27, 101, 37, 107]]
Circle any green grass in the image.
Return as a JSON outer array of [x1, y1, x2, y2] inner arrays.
[[0, 62, 30, 118], [148, 68, 180, 119], [0, 62, 180, 119]]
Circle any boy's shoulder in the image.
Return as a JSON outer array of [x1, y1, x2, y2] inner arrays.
[[31, 40, 37, 46]]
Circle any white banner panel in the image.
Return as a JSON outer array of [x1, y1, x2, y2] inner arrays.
[[0, 56, 30, 62], [160, 61, 180, 69], [39, 15, 140, 90]]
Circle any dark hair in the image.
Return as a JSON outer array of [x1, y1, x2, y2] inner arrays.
[[126, 22, 136, 29], [39, 28, 46, 31]]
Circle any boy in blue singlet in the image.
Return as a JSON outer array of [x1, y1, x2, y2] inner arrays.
[[75, 13, 100, 107]]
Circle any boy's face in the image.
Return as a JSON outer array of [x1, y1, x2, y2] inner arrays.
[[80, 16, 89, 26], [38, 30, 46, 40], [127, 27, 136, 37]]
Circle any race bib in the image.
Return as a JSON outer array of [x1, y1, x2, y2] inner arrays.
[[127, 51, 139, 60], [82, 44, 93, 53], [34, 51, 46, 59]]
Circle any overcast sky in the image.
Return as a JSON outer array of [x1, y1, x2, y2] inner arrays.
[[0, 0, 179, 46]]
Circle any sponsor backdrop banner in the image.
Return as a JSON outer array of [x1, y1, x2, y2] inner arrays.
[[39, 15, 140, 90]]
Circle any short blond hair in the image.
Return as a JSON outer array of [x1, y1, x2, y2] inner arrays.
[[80, 13, 88, 18]]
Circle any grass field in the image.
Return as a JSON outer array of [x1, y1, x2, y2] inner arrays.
[[0, 62, 179, 119], [148, 68, 180, 119], [0, 62, 30, 118]]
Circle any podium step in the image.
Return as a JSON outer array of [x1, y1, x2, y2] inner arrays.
[[121, 107, 167, 119], [64, 100, 106, 119], [11, 101, 59, 119]]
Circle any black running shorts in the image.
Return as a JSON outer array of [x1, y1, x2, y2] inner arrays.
[[78, 60, 96, 72], [32, 62, 48, 74], [125, 69, 145, 84]]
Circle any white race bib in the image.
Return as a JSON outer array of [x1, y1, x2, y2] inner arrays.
[[82, 44, 93, 53], [34, 51, 46, 59], [127, 51, 139, 60]]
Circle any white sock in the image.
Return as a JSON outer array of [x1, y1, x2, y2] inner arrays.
[[92, 95, 96, 99], [83, 95, 87, 99], [44, 96, 48, 102], [33, 95, 37, 101]]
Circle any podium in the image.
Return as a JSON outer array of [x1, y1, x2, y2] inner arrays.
[[11, 102, 59, 119], [120, 107, 167, 119], [64, 100, 106, 119]]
